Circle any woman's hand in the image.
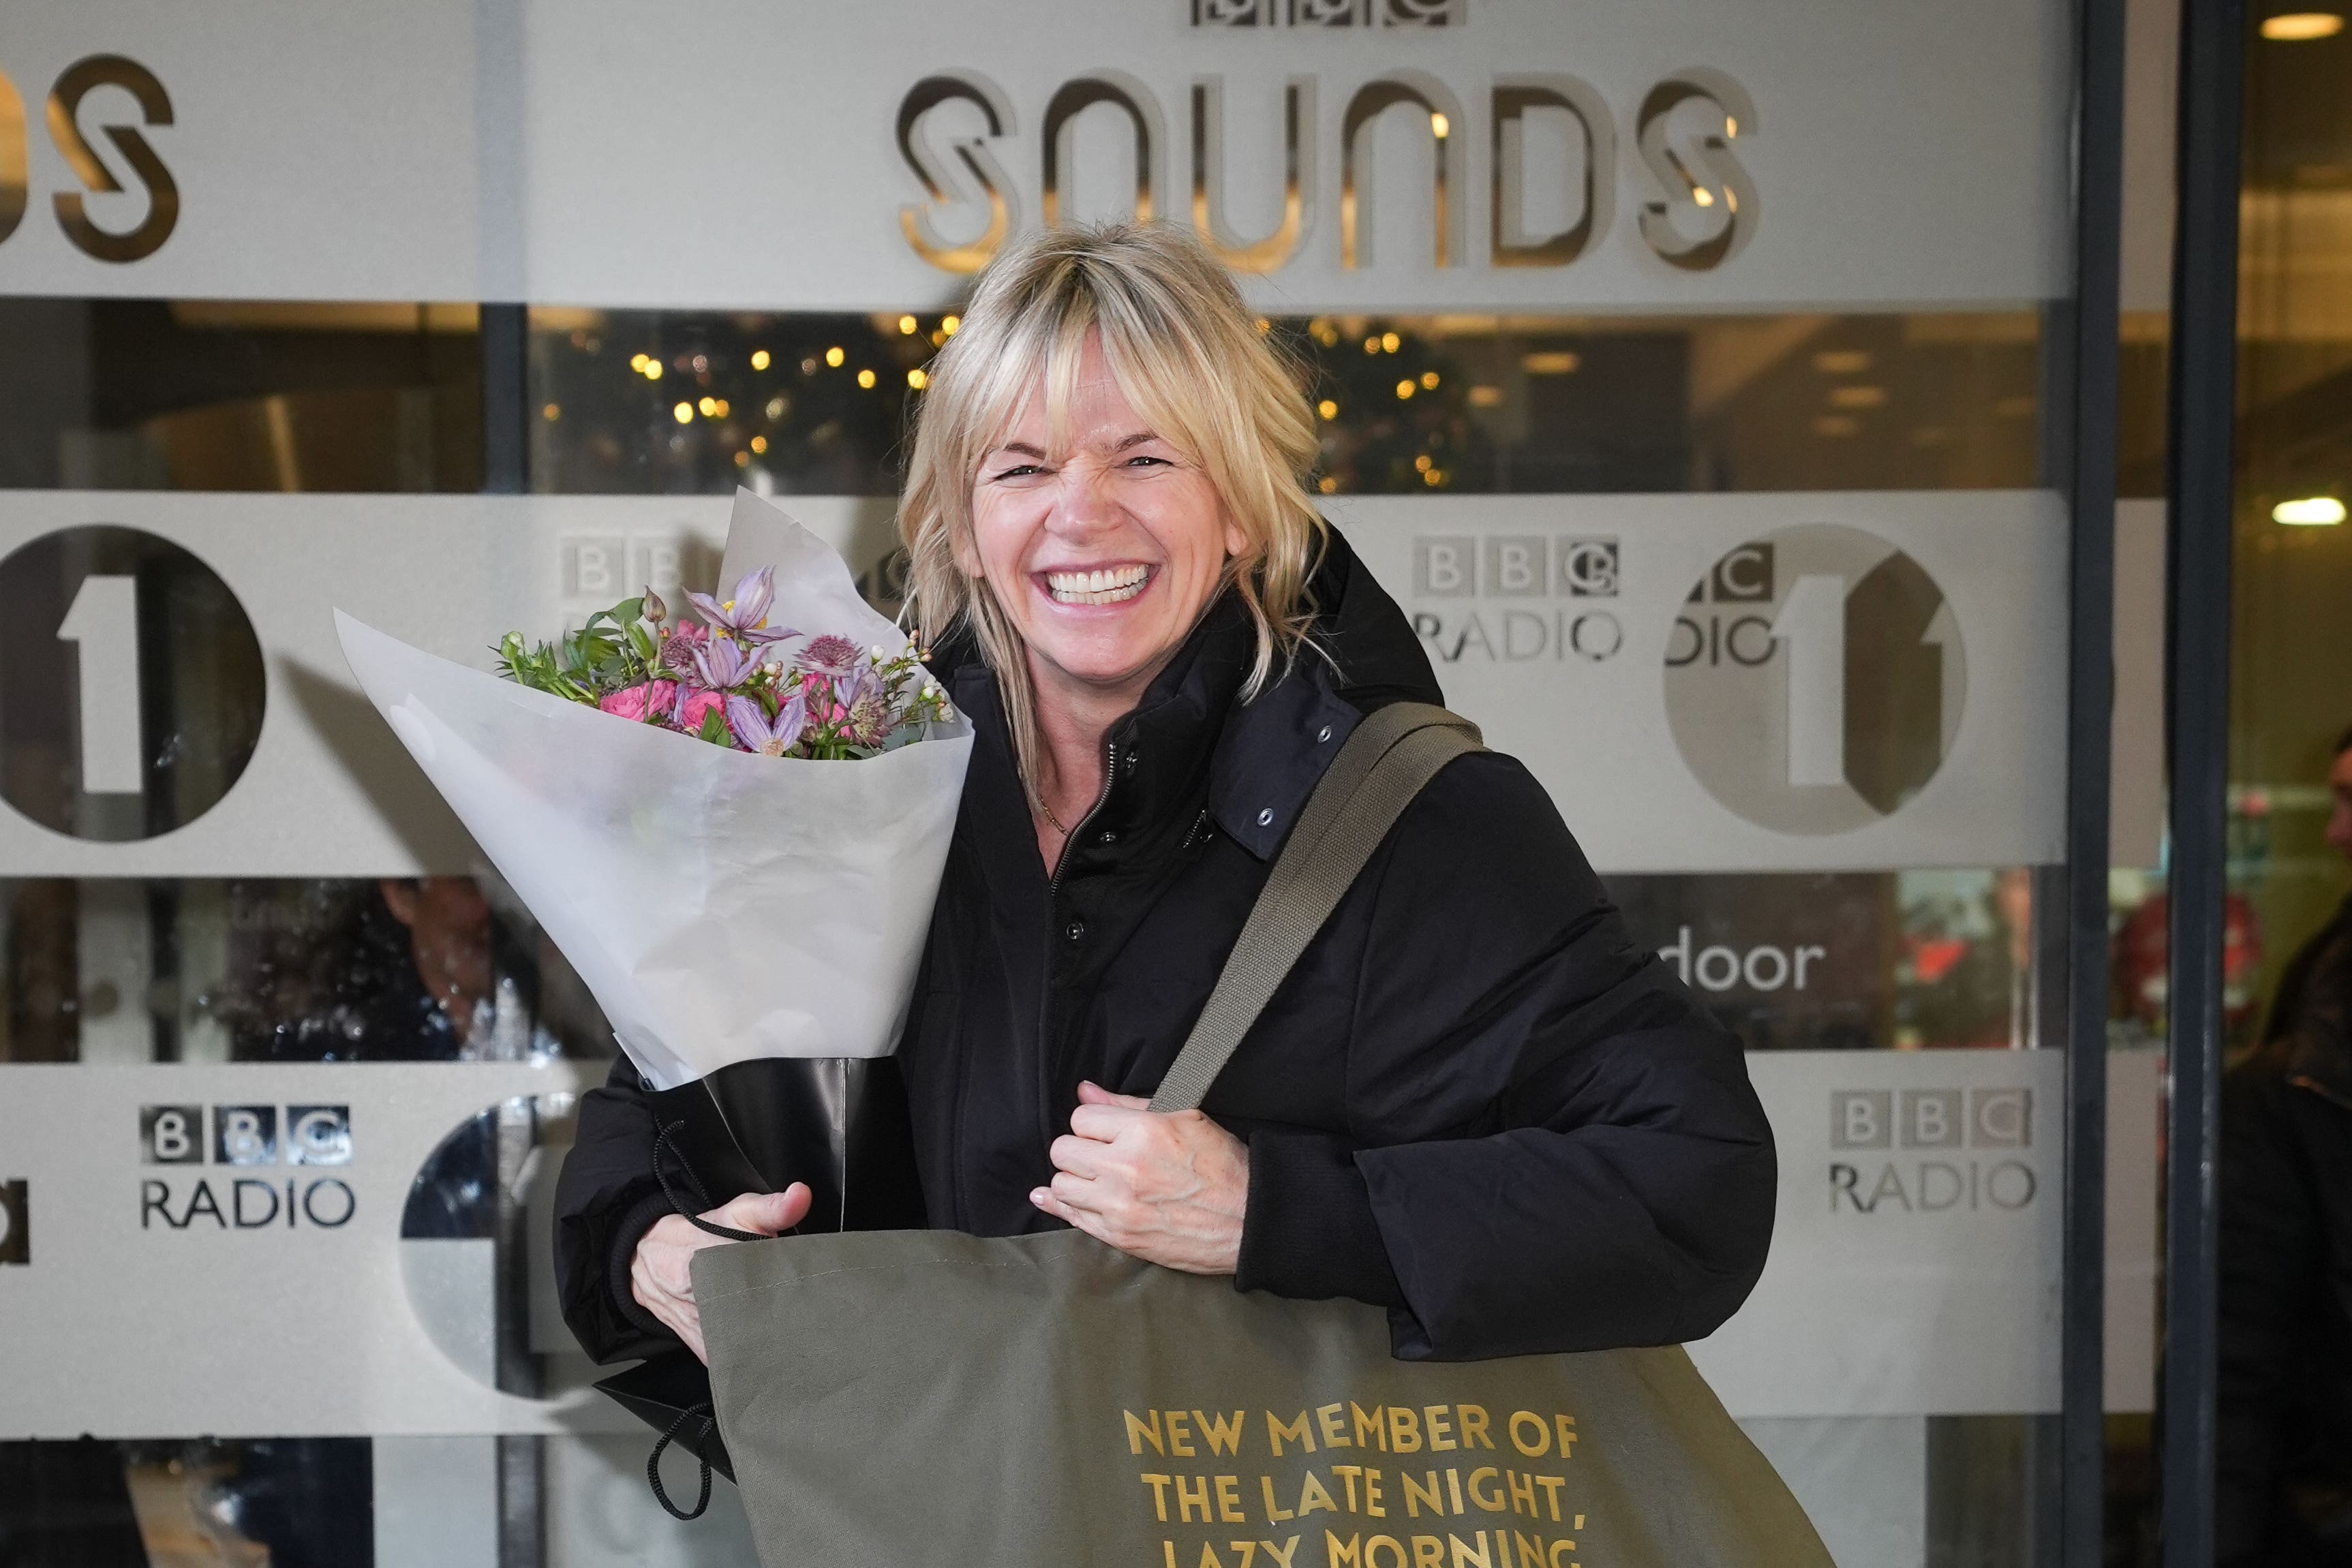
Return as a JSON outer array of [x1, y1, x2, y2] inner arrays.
[[1031, 1082, 1249, 1274], [629, 1186, 811, 1362]]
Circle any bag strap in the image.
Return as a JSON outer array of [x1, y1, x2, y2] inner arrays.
[[1149, 701, 1483, 1114]]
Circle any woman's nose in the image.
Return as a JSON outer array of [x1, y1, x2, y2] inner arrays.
[[1048, 461, 1120, 533]]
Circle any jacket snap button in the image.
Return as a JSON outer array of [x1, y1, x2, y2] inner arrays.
[[1099, 830, 1117, 845], [1257, 808, 1274, 827], [1066, 919, 1086, 942], [1317, 725, 1332, 743]]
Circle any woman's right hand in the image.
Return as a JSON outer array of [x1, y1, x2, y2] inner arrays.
[[629, 1186, 811, 1362]]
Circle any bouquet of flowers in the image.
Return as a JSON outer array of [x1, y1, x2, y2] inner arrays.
[[492, 574, 953, 763], [336, 489, 971, 1228]]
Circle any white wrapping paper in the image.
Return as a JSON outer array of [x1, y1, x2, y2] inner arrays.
[[335, 491, 973, 1090]]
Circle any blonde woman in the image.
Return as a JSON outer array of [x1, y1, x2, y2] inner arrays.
[[557, 223, 1774, 1366]]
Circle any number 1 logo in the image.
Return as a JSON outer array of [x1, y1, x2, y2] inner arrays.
[[1664, 523, 1966, 835], [58, 574, 144, 795], [0, 525, 263, 840]]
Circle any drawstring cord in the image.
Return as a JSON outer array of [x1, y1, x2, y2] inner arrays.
[[647, 1400, 718, 1520], [653, 1119, 763, 1242], [639, 1118, 772, 1517]]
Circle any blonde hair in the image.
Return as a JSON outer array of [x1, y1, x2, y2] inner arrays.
[[899, 221, 1326, 804]]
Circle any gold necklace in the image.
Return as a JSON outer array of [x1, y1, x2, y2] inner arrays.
[[1039, 799, 1070, 835]]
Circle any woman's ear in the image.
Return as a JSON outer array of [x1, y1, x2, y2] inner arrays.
[[1221, 508, 1253, 562]]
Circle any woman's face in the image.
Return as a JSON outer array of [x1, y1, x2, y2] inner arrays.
[[966, 333, 1247, 705]]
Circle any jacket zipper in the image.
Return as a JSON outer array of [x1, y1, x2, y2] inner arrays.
[[1037, 738, 1120, 1152], [1048, 738, 1119, 894]]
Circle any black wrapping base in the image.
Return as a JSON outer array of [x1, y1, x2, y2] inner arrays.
[[594, 1055, 926, 1482], [598, 1353, 737, 1483], [647, 1055, 928, 1232]]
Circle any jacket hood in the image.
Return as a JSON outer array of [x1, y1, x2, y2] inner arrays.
[[1303, 523, 1446, 711]]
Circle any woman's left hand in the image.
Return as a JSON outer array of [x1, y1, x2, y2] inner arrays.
[[1032, 1081, 1249, 1274]]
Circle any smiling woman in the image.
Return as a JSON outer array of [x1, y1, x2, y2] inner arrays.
[[899, 224, 1326, 847], [555, 222, 1775, 1374]]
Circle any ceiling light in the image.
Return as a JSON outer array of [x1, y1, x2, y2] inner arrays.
[[1522, 352, 1581, 375], [2262, 12, 2345, 38], [2273, 496, 2346, 525]]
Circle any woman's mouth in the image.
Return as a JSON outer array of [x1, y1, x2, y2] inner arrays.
[[1043, 566, 1152, 606]]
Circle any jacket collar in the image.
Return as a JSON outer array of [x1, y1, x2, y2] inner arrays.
[[934, 526, 1443, 863]]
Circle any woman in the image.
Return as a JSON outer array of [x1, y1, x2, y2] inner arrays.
[[553, 222, 1775, 1367]]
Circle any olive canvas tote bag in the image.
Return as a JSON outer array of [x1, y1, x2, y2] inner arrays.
[[691, 704, 1830, 1568]]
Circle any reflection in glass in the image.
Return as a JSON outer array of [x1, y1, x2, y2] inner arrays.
[[0, 878, 611, 1065], [527, 309, 2045, 497], [1615, 869, 2043, 1052]]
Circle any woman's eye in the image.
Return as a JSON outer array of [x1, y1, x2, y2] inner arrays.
[[1123, 455, 1169, 468], [990, 464, 1045, 481]]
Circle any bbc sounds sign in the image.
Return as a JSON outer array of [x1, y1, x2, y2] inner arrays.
[[0, 488, 2060, 876], [0, 0, 2069, 309]]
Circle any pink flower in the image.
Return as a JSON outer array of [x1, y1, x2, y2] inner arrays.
[[673, 687, 726, 735], [597, 680, 677, 724], [657, 622, 709, 673], [796, 634, 864, 681]]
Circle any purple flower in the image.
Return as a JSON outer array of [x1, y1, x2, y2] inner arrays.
[[843, 666, 894, 748], [726, 692, 808, 757], [692, 636, 757, 691], [686, 568, 796, 645]]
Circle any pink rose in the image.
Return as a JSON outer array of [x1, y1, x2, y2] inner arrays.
[[675, 688, 725, 735], [597, 680, 677, 724]]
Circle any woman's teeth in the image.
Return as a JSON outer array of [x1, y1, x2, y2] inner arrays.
[[1045, 566, 1150, 605]]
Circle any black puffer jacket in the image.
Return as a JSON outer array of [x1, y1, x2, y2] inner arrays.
[[553, 529, 1775, 1364], [2220, 895, 2352, 1566]]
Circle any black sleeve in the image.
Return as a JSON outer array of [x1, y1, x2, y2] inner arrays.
[[2216, 1057, 2325, 1565], [552, 1056, 684, 1362], [1238, 752, 1775, 1361]]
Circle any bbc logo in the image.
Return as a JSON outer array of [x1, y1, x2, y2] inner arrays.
[[1829, 1089, 2030, 1151], [0, 1180, 26, 1265], [561, 534, 712, 604], [1412, 536, 1618, 600], [1684, 541, 1777, 605], [140, 1106, 351, 1167]]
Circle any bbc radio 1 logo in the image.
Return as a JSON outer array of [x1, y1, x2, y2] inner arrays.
[[0, 1179, 27, 1265], [138, 1105, 355, 1230], [1407, 535, 1624, 664], [0, 525, 264, 843], [1665, 523, 1966, 836], [1827, 1088, 2035, 1215]]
